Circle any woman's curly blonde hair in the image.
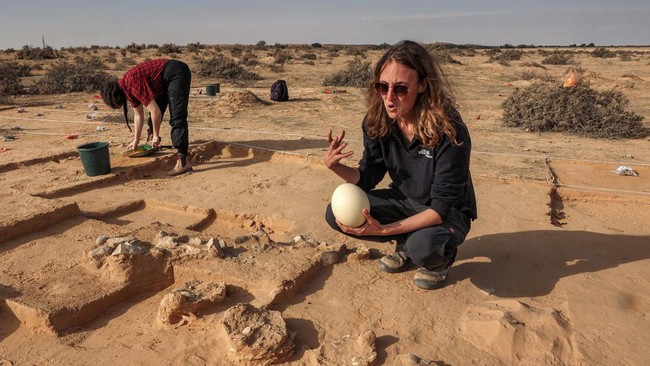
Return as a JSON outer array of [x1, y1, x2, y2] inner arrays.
[[365, 40, 459, 148]]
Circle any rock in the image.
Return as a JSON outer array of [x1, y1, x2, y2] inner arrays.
[[34, 112, 43, 117], [155, 230, 171, 242], [89, 103, 98, 111], [95, 235, 109, 245], [156, 235, 179, 249], [316, 243, 347, 266], [17, 107, 25, 113], [158, 280, 226, 325], [111, 242, 148, 256], [106, 236, 137, 248], [54, 104, 63, 109], [292, 235, 305, 244], [253, 228, 271, 246], [87, 246, 113, 268], [234, 235, 249, 244], [189, 237, 203, 247], [180, 244, 202, 256], [221, 303, 294, 365], [353, 330, 377, 365], [206, 238, 224, 258], [348, 245, 371, 261], [393, 353, 436, 365]]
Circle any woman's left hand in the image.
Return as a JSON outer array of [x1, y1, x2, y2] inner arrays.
[[337, 209, 385, 236]]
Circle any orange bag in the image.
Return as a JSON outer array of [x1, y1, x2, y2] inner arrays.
[[563, 68, 579, 87]]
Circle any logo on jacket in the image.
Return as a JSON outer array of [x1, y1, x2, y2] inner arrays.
[[418, 149, 433, 159]]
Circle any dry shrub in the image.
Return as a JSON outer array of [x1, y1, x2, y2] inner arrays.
[[541, 53, 574, 65], [194, 56, 261, 80], [322, 57, 372, 87], [592, 48, 616, 58], [32, 60, 112, 94], [159, 43, 182, 54], [0, 63, 24, 95], [489, 49, 524, 64], [15, 45, 59, 60], [502, 83, 646, 139], [427, 45, 462, 65]]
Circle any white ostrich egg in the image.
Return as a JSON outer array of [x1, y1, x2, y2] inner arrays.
[[331, 183, 370, 227]]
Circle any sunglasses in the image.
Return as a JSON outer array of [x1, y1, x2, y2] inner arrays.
[[374, 82, 409, 98]]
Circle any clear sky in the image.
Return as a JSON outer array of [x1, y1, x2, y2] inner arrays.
[[1, 0, 649, 49]]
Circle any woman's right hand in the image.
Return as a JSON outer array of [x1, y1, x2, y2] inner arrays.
[[324, 129, 354, 169], [126, 138, 139, 151]]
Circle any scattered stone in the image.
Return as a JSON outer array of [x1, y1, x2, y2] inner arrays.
[[158, 280, 226, 326], [253, 228, 271, 246], [353, 330, 377, 366], [221, 303, 294, 365], [205, 237, 225, 258], [95, 235, 109, 245], [87, 246, 113, 268], [180, 244, 202, 256], [86, 113, 96, 119], [348, 245, 371, 261], [241, 219, 256, 229], [88, 103, 98, 111], [111, 242, 148, 256], [189, 237, 203, 247], [315, 243, 347, 267], [10, 126, 21, 131], [393, 353, 436, 366], [34, 112, 43, 117], [292, 235, 305, 244], [17, 107, 25, 113], [3, 134, 15, 142], [106, 236, 138, 248], [96, 126, 106, 131], [54, 104, 63, 109], [217, 238, 227, 249], [234, 235, 250, 244], [156, 235, 179, 249], [155, 230, 171, 242]]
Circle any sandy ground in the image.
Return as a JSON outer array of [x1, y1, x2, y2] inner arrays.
[[1, 46, 649, 365]]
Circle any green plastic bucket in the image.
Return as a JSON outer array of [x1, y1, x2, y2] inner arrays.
[[77, 142, 111, 176], [205, 83, 220, 96]]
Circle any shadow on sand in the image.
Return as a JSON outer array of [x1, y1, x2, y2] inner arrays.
[[451, 230, 650, 298]]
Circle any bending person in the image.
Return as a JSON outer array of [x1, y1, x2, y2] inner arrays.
[[100, 59, 193, 176], [324, 40, 477, 290]]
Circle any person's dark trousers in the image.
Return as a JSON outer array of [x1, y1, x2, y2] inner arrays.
[[325, 188, 471, 271], [148, 60, 191, 157]]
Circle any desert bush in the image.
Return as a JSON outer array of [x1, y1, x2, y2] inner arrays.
[[541, 53, 574, 65], [344, 47, 366, 58], [311, 43, 322, 48], [370, 43, 391, 50], [592, 48, 616, 58], [301, 53, 317, 60], [322, 57, 372, 87], [194, 56, 261, 80], [186, 42, 204, 53], [15, 45, 59, 60], [427, 45, 462, 65], [230, 45, 243, 58], [304, 60, 315, 66], [327, 51, 340, 58], [273, 51, 292, 64], [2, 62, 31, 77], [0, 63, 25, 95], [159, 43, 182, 54], [241, 52, 259, 66], [32, 59, 112, 94], [501, 83, 646, 139], [105, 52, 118, 63], [489, 49, 524, 63]]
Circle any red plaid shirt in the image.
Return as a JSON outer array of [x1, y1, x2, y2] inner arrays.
[[119, 59, 169, 108]]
